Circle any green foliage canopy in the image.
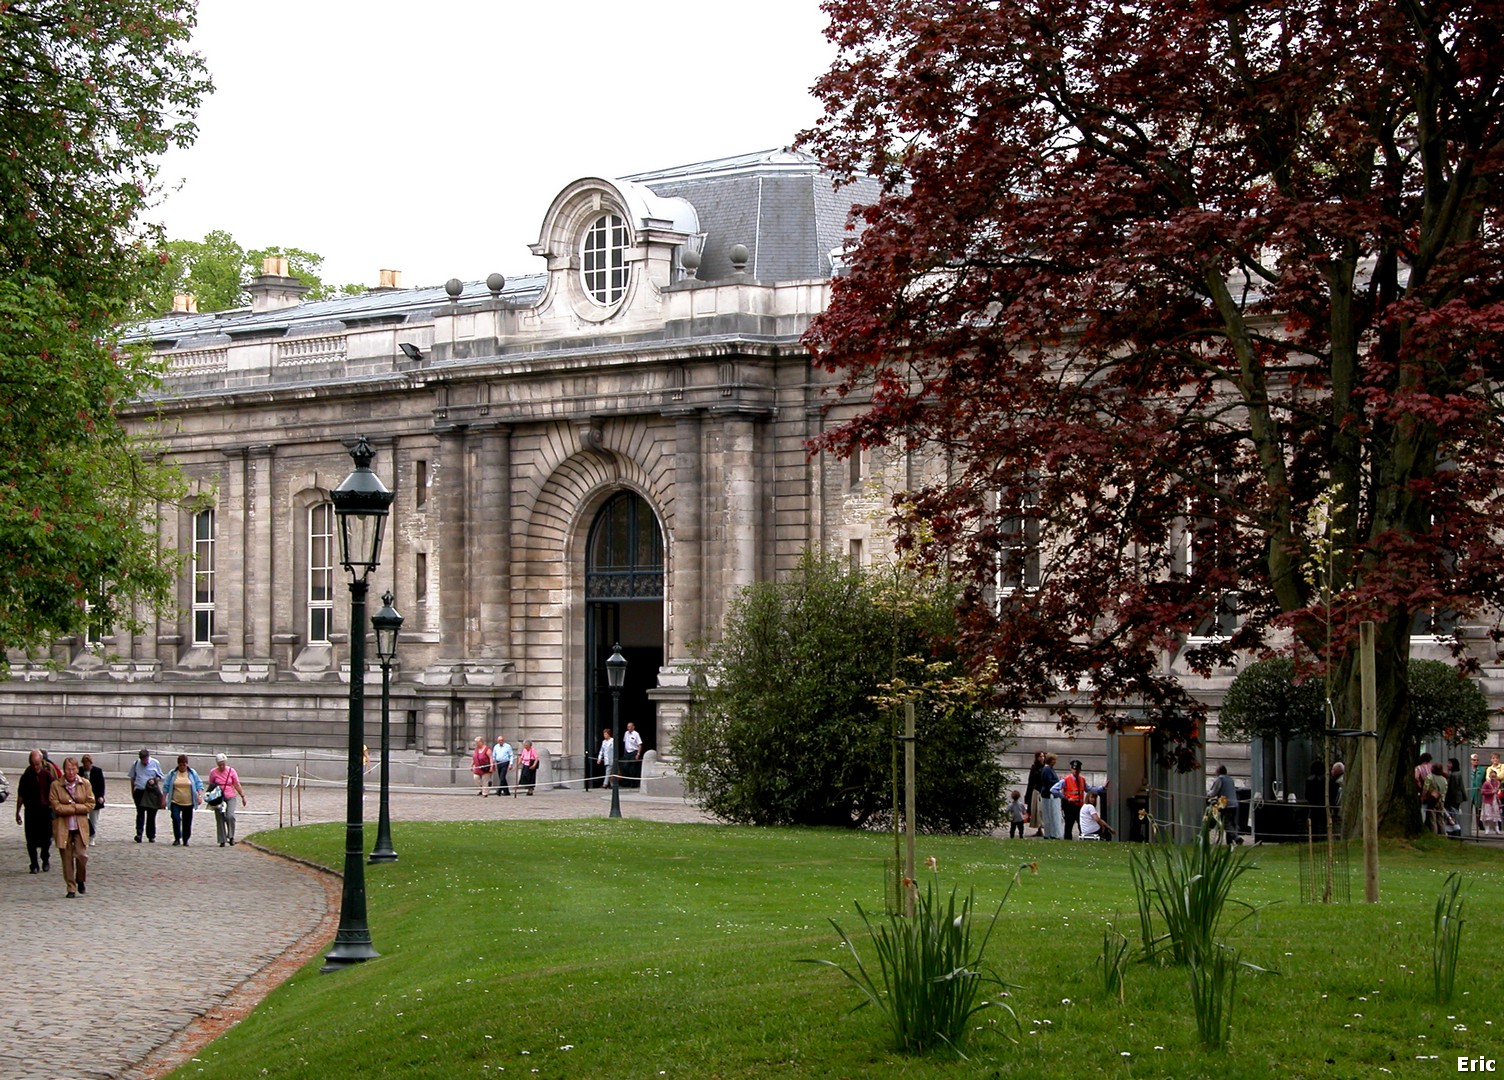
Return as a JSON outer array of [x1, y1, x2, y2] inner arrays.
[[149, 233, 368, 313], [675, 553, 1014, 832], [1408, 660, 1491, 746], [1216, 658, 1327, 746], [1219, 657, 1491, 747], [0, 1, 210, 659]]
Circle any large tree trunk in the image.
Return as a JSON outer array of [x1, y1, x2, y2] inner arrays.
[[1334, 614, 1419, 839]]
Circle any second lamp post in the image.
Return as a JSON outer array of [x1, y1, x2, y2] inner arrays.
[[369, 591, 403, 863], [607, 643, 626, 819]]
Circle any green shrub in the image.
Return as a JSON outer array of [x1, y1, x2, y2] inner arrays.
[[677, 552, 1015, 832]]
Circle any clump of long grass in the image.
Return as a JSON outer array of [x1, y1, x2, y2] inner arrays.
[[808, 864, 1027, 1056], [1128, 813, 1264, 967], [1098, 924, 1130, 1003], [1189, 943, 1240, 1049], [1432, 872, 1466, 1004]]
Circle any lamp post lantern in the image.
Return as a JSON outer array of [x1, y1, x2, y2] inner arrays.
[[369, 591, 403, 864], [606, 642, 626, 819], [322, 436, 393, 972]]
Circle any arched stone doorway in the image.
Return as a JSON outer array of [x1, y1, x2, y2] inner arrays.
[[584, 490, 664, 787]]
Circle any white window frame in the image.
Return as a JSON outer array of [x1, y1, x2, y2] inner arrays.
[[581, 212, 630, 306], [1175, 485, 1240, 640], [192, 509, 215, 645], [996, 488, 1041, 601], [308, 502, 335, 644]]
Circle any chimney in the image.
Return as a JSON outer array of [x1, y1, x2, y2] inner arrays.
[[369, 268, 404, 293], [172, 293, 198, 314], [247, 255, 309, 313]]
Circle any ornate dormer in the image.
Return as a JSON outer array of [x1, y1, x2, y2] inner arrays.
[[529, 177, 701, 327]]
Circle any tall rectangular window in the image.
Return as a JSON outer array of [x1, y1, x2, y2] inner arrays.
[[309, 503, 335, 643], [415, 551, 428, 603], [415, 459, 428, 510], [192, 509, 215, 644], [997, 487, 1041, 597]]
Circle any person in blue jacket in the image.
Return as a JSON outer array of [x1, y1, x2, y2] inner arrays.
[[164, 754, 204, 846]]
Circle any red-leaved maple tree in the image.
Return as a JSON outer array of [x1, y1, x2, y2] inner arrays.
[[801, 0, 1504, 835]]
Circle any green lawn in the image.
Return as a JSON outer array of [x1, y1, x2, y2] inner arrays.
[[171, 823, 1503, 1079]]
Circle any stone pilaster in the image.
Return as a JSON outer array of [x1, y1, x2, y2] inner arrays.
[[434, 429, 470, 655], [471, 429, 512, 656], [668, 412, 703, 656]]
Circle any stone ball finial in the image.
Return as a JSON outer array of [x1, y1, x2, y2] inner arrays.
[[680, 248, 701, 278], [728, 244, 750, 271], [486, 272, 506, 296], [445, 277, 464, 299]]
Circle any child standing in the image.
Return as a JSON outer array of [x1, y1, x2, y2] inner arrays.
[[1008, 790, 1026, 839]]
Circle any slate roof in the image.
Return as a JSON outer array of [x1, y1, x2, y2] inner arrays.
[[627, 149, 881, 282], [131, 150, 878, 345], [127, 275, 547, 348]]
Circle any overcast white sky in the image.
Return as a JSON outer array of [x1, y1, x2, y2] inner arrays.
[[153, 0, 836, 290]]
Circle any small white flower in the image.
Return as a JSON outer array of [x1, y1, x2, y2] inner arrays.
[[1061, 998, 1072, 1005], [1120, 1051, 1131, 1058]]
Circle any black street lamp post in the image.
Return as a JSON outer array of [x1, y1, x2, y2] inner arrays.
[[369, 591, 403, 864], [606, 643, 626, 819], [322, 436, 393, 972]]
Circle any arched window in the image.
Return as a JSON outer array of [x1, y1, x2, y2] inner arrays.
[[586, 492, 663, 599], [581, 213, 630, 306]]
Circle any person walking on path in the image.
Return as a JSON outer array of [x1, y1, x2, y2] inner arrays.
[[1469, 754, 1485, 834], [80, 754, 106, 839], [471, 737, 493, 796], [1207, 765, 1242, 844], [517, 740, 539, 795], [622, 722, 644, 788], [1037, 753, 1063, 839], [167, 755, 204, 846], [1023, 751, 1046, 837], [16, 748, 59, 873], [597, 728, 616, 792], [1007, 790, 1026, 839], [492, 735, 513, 796], [49, 756, 95, 897], [128, 749, 167, 843], [207, 752, 247, 847]]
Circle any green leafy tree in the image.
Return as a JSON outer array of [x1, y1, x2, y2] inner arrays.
[[247, 245, 366, 302], [0, 1, 210, 660], [154, 230, 248, 312], [151, 236, 369, 313], [1217, 658, 1328, 747], [1220, 658, 1490, 771], [1408, 660, 1491, 746], [801, 0, 1504, 835], [676, 553, 1014, 832], [1217, 657, 1328, 793]]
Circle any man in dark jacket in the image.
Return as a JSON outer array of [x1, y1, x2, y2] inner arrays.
[[15, 748, 59, 872]]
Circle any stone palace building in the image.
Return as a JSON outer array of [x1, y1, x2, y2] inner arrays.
[[0, 148, 1497, 813]]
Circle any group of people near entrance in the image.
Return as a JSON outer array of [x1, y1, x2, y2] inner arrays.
[[469, 735, 540, 796], [1419, 750, 1504, 836], [1018, 752, 1114, 840], [13, 747, 247, 900]]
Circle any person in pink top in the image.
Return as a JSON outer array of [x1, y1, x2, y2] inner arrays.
[[207, 753, 248, 847], [517, 740, 539, 795]]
